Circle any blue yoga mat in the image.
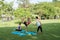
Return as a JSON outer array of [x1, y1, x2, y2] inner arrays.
[[20, 30, 26, 33], [26, 32, 37, 35], [12, 31, 20, 35], [12, 30, 37, 37], [19, 33, 26, 36], [12, 31, 26, 36]]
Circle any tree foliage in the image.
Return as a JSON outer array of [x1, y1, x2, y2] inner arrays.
[[14, 8, 32, 18], [0, 0, 60, 19], [0, 0, 14, 17], [32, 2, 60, 19]]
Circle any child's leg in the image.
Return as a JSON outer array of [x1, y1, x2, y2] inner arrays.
[[16, 29, 22, 31], [39, 26, 42, 32], [37, 27, 40, 32], [23, 21, 28, 27], [23, 21, 28, 32]]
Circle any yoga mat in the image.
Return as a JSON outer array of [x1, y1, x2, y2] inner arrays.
[[11, 30, 37, 37]]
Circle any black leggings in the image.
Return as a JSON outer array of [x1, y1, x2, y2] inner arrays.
[[16, 29, 22, 31], [23, 21, 28, 27], [37, 26, 42, 32]]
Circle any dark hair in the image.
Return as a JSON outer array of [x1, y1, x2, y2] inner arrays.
[[36, 16, 38, 19]]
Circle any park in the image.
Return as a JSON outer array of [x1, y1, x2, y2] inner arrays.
[[0, 0, 60, 40]]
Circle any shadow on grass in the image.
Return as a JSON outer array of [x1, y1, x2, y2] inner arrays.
[[0, 23, 60, 40]]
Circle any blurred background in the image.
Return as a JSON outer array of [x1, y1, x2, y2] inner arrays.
[[0, 0, 60, 21]]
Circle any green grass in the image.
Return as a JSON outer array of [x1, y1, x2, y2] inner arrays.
[[0, 19, 60, 40]]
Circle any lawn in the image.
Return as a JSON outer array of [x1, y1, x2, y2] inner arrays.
[[0, 19, 60, 40]]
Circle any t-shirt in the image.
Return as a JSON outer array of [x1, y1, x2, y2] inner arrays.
[[18, 25, 21, 30], [36, 19, 41, 27]]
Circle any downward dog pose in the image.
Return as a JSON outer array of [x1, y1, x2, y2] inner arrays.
[[24, 18, 31, 27], [22, 17, 31, 27], [22, 18, 31, 31]]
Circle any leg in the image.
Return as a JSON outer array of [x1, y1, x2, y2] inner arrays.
[[23, 21, 28, 27], [16, 29, 22, 31], [37, 27, 40, 32], [23, 21, 28, 31], [39, 26, 42, 32]]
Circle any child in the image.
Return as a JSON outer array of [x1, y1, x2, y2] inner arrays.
[[21, 17, 28, 27], [22, 17, 31, 31], [23, 21, 28, 27], [16, 22, 22, 31], [22, 17, 31, 27], [36, 16, 42, 33]]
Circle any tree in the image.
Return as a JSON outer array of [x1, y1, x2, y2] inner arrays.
[[0, 1, 14, 15], [17, 0, 30, 8], [53, 0, 60, 2], [32, 2, 60, 19], [0, 0, 14, 20], [53, 0, 58, 2], [14, 8, 32, 18]]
